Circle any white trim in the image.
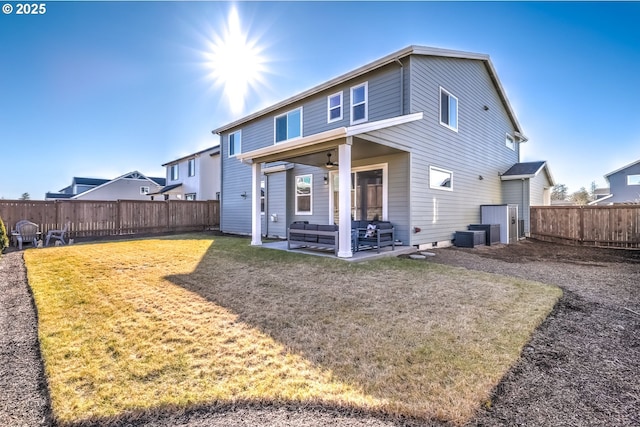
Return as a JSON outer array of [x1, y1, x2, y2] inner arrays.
[[505, 133, 515, 151], [439, 87, 458, 132], [274, 107, 303, 143], [261, 163, 294, 174], [429, 166, 453, 191], [228, 130, 242, 158], [627, 174, 640, 186], [236, 113, 423, 164], [327, 91, 343, 123], [350, 82, 368, 125]]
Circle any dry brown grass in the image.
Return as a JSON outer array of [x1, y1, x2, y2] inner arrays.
[[24, 234, 560, 425]]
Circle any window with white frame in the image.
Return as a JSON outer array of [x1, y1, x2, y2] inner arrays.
[[351, 82, 368, 124], [140, 186, 150, 195], [327, 91, 343, 123], [275, 107, 302, 143], [440, 87, 458, 131], [185, 193, 196, 200], [429, 166, 453, 191], [627, 174, 640, 185], [170, 164, 179, 181], [260, 180, 265, 214], [506, 134, 515, 150], [188, 158, 195, 176], [295, 174, 312, 215], [228, 130, 241, 157]]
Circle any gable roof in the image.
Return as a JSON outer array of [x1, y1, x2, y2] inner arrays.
[[212, 45, 525, 140], [604, 159, 640, 181], [70, 171, 162, 199], [501, 161, 555, 185], [162, 145, 221, 167]]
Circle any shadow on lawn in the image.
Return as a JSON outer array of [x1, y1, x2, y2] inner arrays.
[[161, 239, 466, 426], [160, 237, 550, 427]]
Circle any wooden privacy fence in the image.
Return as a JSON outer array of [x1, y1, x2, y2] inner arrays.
[[0, 199, 220, 240], [530, 205, 640, 248]]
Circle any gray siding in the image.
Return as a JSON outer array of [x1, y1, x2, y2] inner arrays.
[[406, 56, 520, 246], [502, 179, 528, 233], [608, 163, 640, 203], [286, 164, 331, 225], [263, 171, 287, 238]]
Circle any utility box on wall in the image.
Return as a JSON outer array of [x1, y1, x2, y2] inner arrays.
[[480, 204, 519, 244]]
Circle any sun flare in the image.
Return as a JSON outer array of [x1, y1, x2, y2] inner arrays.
[[204, 7, 268, 116]]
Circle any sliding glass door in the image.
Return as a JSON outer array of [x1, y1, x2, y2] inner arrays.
[[329, 164, 387, 224]]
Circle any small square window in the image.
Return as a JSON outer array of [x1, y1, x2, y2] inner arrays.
[[140, 186, 150, 195], [327, 92, 343, 123], [506, 134, 515, 151], [351, 82, 368, 125], [229, 130, 241, 157], [429, 166, 453, 191], [627, 174, 640, 186], [185, 193, 196, 200], [440, 87, 458, 131]]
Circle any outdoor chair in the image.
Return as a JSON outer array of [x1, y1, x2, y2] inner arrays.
[[46, 221, 70, 246], [16, 221, 39, 250]]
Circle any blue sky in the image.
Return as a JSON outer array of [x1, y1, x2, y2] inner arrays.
[[1, 1, 639, 199]]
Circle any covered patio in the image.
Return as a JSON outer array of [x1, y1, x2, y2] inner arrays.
[[236, 112, 422, 258]]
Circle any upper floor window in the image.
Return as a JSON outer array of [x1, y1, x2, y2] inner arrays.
[[506, 134, 515, 151], [188, 158, 195, 177], [627, 174, 640, 186], [440, 87, 458, 131], [228, 130, 241, 157], [275, 108, 302, 143], [429, 166, 453, 191], [170, 164, 179, 181], [140, 186, 150, 195], [351, 82, 368, 125], [327, 91, 343, 123]]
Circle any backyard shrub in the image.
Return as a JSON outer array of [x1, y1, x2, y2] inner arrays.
[[0, 216, 8, 254]]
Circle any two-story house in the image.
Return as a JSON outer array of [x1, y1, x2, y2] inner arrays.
[[46, 172, 165, 201], [590, 159, 640, 205], [151, 146, 221, 201], [213, 45, 553, 257]]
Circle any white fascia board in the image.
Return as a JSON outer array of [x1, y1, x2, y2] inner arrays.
[[588, 194, 613, 205], [604, 159, 640, 178], [346, 112, 423, 136], [236, 127, 347, 164], [262, 163, 294, 174]]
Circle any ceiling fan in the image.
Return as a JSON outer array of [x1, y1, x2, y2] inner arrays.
[[325, 152, 338, 169]]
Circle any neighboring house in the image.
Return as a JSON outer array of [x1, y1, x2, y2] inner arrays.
[[45, 172, 165, 201], [590, 159, 640, 205], [212, 45, 553, 257], [151, 146, 221, 201]]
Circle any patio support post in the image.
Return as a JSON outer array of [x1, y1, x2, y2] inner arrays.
[[251, 161, 262, 246], [337, 139, 353, 258]]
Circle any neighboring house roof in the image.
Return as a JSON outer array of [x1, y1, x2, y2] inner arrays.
[[45, 192, 74, 199], [604, 159, 640, 182], [212, 45, 526, 141], [500, 161, 555, 185], [588, 194, 614, 206], [162, 145, 221, 167], [72, 177, 110, 187], [149, 177, 166, 186], [70, 171, 162, 199], [149, 183, 183, 195]]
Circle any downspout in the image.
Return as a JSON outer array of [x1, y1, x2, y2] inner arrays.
[[395, 58, 404, 115], [522, 178, 526, 237], [264, 173, 268, 238]]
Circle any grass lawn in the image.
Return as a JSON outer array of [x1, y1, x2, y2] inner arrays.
[[25, 234, 561, 425]]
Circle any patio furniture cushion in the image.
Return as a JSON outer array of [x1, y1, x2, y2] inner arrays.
[[317, 224, 338, 245]]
